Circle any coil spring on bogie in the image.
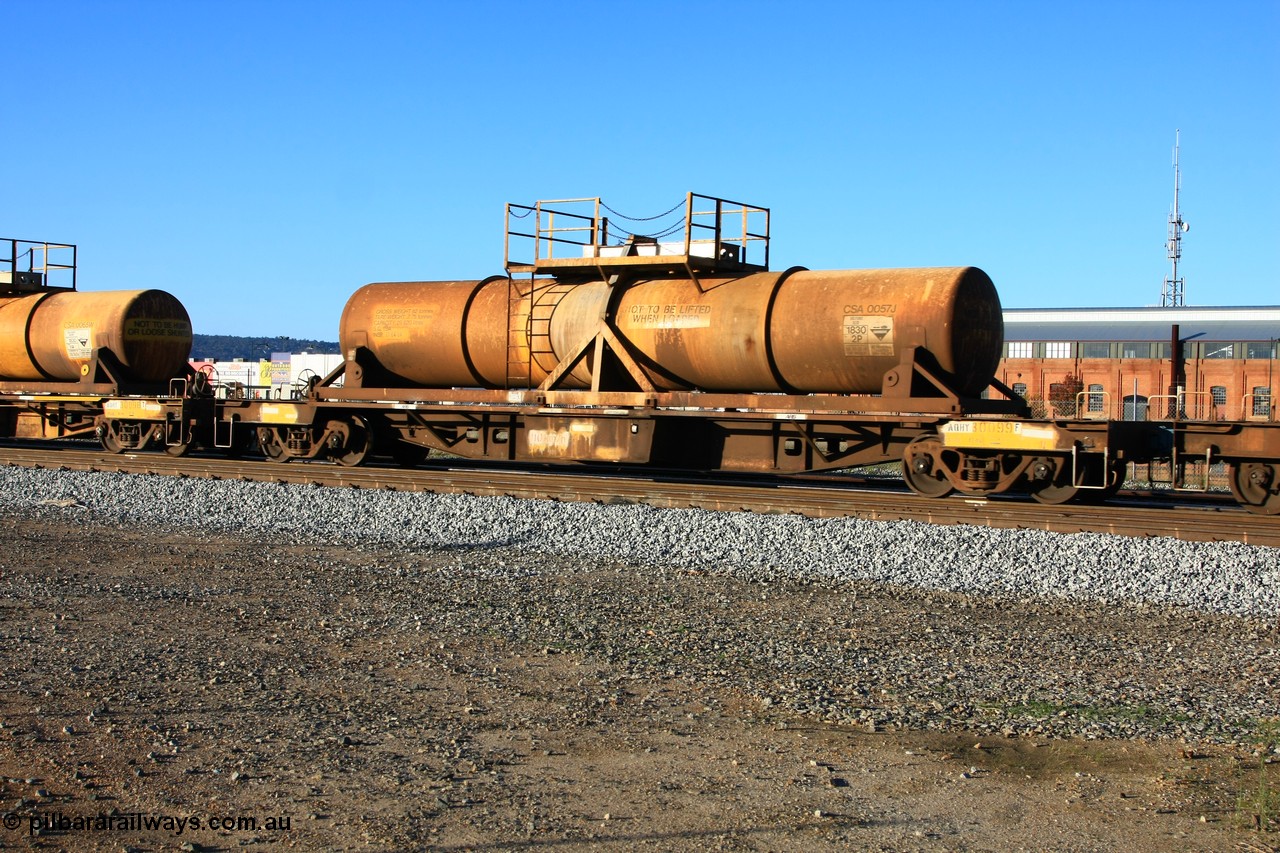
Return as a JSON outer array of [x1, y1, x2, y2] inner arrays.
[[120, 424, 144, 444], [285, 429, 310, 452], [961, 458, 1000, 484]]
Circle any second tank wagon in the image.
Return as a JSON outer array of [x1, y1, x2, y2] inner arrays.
[[339, 266, 1004, 398]]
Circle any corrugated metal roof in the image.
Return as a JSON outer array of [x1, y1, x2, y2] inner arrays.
[[1002, 306, 1280, 342]]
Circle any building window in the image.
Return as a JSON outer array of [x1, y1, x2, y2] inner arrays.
[[1123, 394, 1148, 420], [1203, 343, 1235, 359], [1081, 342, 1111, 359], [1246, 342, 1277, 359], [1254, 387, 1272, 417], [1044, 341, 1072, 359], [1011, 382, 1028, 398], [1153, 343, 1170, 359], [1006, 342, 1033, 359], [1121, 342, 1149, 359], [1087, 383, 1105, 412], [1210, 386, 1227, 407]]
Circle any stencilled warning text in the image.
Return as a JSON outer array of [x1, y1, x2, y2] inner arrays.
[[372, 306, 438, 342], [623, 304, 713, 330]]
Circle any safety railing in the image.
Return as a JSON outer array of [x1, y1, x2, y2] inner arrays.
[[1244, 391, 1274, 421], [505, 197, 602, 266], [505, 192, 770, 274], [1134, 389, 1275, 422], [1074, 389, 1111, 420], [0, 238, 77, 292], [1144, 390, 1213, 422], [686, 193, 771, 269]]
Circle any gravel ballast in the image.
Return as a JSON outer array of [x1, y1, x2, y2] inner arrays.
[[1, 465, 1277, 746], [3, 466, 1277, 619], [1, 463, 1278, 850]]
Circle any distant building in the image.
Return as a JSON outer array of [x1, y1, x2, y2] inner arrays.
[[191, 353, 345, 398], [998, 306, 1279, 421]]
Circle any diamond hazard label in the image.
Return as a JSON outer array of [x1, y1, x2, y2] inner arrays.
[[63, 326, 92, 359], [842, 315, 894, 356]]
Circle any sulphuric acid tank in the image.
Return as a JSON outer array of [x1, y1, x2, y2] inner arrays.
[[0, 289, 193, 383], [338, 267, 1003, 397]]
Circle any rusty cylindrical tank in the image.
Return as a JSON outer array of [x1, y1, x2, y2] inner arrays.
[[0, 290, 192, 383], [338, 267, 1002, 397], [338, 277, 515, 388]]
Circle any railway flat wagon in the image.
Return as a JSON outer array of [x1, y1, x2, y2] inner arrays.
[[0, 239, 208, 453], [235, 195, 1156, 507]]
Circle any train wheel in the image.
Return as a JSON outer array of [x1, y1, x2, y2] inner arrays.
[[98, 421, 126, 454], [333, 416, 373, 467], [1029, 454, 1087, 504], [160, 422, 194, 458], [257, 427, 289, 463], [1079, 460, 1126, 504], [901, 436, 955, 498], [164, 439, 193, 458], [1030, 456, 1118, 505], [1228, 461, 1280, 515], [1030, 479, 1079, 505], [1027, 453, 1079, 504]]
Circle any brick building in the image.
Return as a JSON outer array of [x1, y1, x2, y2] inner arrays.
[[997, 306, 1279, 422]]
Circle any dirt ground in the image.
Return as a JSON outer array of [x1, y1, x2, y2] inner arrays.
[[0, 515, 1276, 851]]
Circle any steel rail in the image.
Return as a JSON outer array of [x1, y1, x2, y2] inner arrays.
[[0, 444, 1275, 547]]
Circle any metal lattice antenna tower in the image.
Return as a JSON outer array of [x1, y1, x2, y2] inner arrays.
[[1161, 130, 1189, 307]]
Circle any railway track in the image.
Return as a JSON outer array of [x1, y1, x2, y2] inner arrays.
[[0, 443, 1276, 547]]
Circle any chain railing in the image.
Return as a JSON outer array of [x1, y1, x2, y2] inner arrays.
[[505, 192, 769, 273], [1, 238, 77, 292]]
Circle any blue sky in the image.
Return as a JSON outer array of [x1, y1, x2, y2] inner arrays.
[[6, 0, 1277, 339]]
